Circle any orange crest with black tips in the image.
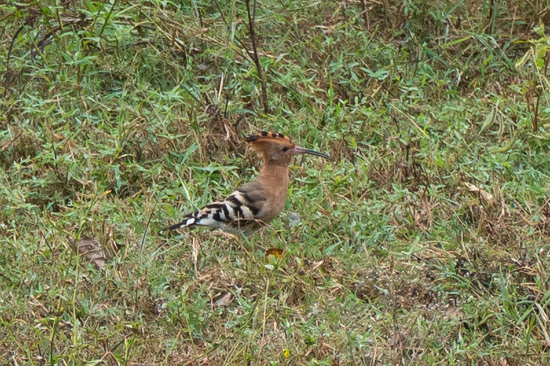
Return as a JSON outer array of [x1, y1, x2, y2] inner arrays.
[[245, 131, 292, 144], [245, 131, 330, 164], [245, 131, 297, 164]]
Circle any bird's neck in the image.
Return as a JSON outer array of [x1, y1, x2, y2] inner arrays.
[[258, 163, 290, 189]]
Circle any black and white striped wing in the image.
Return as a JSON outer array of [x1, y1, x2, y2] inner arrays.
[[163, 181, 268, 232]]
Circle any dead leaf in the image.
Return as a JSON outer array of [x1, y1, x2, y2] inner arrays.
[[311, 260, 324, 271], [463, 182, 494, 206], [213, 292, 232, 308], [68, 236, 106, 270], [444, 305, 464, 320], [479, 189, 495, 206], [265, 248, 284, 261], [463, 182, 479, 192]]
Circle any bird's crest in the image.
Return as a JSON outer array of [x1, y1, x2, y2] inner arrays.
[[245, 131, 293, 145]]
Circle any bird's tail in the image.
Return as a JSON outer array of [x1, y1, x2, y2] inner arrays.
[[159, 213, 197, 234]]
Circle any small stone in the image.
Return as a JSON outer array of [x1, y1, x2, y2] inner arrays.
[[288, 212, 301, 226]]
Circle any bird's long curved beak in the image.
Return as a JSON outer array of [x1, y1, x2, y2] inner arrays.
[[294, 146, 331, 159]]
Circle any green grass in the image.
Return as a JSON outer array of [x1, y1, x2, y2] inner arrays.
[[2, 0, 550, 364]]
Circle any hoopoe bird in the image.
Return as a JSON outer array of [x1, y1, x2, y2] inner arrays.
[[162, 131, 330, 235]]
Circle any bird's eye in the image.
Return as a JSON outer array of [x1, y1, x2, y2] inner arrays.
[[282, 146, 289, 152]]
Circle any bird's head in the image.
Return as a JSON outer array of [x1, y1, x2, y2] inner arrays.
[[245, 131, 331, 166]]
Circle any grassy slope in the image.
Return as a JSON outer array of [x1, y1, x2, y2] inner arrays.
[[2, 0, 550, 364]]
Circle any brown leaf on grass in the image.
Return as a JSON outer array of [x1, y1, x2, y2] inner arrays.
[[479, 190, 495, 207], [265, 248, 284, 261], [444, 305, 464, 321], [463, 182, 479, 192], [310, 260, 324, 271], [68, 236, 106, 270], [463, 182, 495, 207], [213, 292, 232, 308]]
